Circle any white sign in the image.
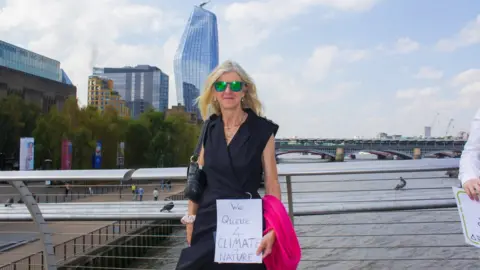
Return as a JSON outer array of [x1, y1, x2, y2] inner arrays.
[[214, 199, 263, 264], [19, 137, 34, 171], [453, 187, 480, 248]]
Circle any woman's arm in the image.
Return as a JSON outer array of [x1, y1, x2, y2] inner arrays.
[[262, 135, 281, 200]]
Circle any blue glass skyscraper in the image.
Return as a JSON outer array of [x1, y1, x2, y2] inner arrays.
[[174, 4, 219, 114]]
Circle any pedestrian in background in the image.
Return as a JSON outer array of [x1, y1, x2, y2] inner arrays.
[[138, 187, 144, 201]]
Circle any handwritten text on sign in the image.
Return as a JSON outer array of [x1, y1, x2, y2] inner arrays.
[[453, 187, 480, 248], [214, 199, 263, 264]]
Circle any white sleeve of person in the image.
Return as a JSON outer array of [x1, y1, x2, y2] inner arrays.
[[459, 108, 480, 185]]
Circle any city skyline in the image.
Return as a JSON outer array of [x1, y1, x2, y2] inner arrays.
[[1, 0, 480, 138], [174, 4, 219, 114]]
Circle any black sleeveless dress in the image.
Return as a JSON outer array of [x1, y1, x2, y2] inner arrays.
[[176, 109, 279, 270]]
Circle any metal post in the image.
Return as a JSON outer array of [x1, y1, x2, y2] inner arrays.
[[285, 175, 294, 225], [9, 180, 57, 270]]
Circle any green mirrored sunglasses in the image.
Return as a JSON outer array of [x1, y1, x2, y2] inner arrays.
[[214, 81, 245, 92]]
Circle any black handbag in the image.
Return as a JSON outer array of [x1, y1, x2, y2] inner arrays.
[[184, 120, 210, 203]]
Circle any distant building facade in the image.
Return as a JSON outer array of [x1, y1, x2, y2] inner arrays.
[[174, 4, 219, 114], [88, 76, 130, 118], [0, 40, 76, 112], [0, 66, 76, 113], [182, 82, 200, 116], [0, 40, 63, 82], [61, 69, 73, 85], [424, 126, 432, 138], [165, 104, 201, 124], [93, 65, 169, 118]]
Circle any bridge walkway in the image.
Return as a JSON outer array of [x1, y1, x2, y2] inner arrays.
[[0, 183, 184, 267]]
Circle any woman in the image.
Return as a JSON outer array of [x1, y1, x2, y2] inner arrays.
[[176, 60, 281, 269]]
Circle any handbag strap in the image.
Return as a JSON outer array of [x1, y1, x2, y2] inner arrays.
[[190, 119, 210, 162]]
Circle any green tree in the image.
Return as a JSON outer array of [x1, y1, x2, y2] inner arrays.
[[124, 120, 151, 168], [3, 92, 200, 170], [32, 106, 68, 169], [0, 95, 41, 162], [164, 114, 199, 166]]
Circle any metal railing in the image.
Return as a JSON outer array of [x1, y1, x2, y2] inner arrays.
[[0, 184, 120, 205], [1, 159, 479, 269], [0, 191, 182, 270]]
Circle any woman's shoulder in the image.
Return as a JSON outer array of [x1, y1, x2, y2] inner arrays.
[[257, 116, 279, 136], [250, 112, 279, 138]]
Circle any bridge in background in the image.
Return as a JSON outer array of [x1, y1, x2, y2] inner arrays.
[[275, 138, 467, 161]]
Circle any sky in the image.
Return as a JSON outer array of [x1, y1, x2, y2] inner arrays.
[[1, 0, 480, 139]]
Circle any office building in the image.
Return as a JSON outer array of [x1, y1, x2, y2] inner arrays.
[[93, 65, 169, 118], [0, 40, 76, 112], [61, 69, 73, 85], [424, 126, 432, 138], [182, 82, 200, 116], [0, 40, 63, 82], [174, 4, 219, 114], [88, 76, 130, 118]]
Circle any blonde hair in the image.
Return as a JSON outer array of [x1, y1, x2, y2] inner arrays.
[[197, 60, 263, 120]]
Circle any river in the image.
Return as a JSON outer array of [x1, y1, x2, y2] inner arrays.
[[131, 154, 480, 269]]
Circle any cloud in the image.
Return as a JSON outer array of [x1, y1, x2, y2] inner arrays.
[[435, 14, 480, 52], [387, 67, 480, 137], [0, 0, 183, 106], [451, 69, 480, 86], [377, 37, 420, 54], [395, 87, 439, 99], [220, 0, 379, 52], [451, 69, 480, 108], [414, 66, 444, 80], [302, 45, 367, 82], [249, 48, 363, 138]]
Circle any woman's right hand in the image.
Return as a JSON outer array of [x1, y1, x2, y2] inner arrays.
[[186, 224, 193, 246], [464, 178, 480, 201]]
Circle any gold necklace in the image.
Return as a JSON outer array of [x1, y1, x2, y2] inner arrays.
[[225, 113, 247, 140]]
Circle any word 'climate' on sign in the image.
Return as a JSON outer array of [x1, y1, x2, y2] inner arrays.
[[453, 187, 480, 248], [214, 199, 263, 264]]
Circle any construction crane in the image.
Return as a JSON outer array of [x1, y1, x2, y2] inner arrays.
[[425, 112, 439, 138], [445, 118, 454, 136], [199, 1, 210, 8]]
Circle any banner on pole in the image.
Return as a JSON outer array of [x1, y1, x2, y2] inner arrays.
[[19, 137, 35, 171]]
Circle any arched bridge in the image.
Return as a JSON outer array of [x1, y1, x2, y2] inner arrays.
[[275, 138, 466, 160]]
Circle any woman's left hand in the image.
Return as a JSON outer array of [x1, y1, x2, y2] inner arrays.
[[256, 230, 276, 258]]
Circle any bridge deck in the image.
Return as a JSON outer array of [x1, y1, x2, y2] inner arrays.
[[0, 183, 184, 267]]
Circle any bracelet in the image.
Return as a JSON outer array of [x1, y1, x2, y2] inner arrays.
[[181, 214, 196, 224]]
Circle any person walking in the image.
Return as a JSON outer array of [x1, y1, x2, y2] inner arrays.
[[153, 188, 159, 201], [138, 187, 144, 201], [64, 183, 71, 197]]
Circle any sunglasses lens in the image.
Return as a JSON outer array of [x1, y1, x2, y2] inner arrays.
[[230, 81, 243, 92], [214, 82, 227, 92]]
